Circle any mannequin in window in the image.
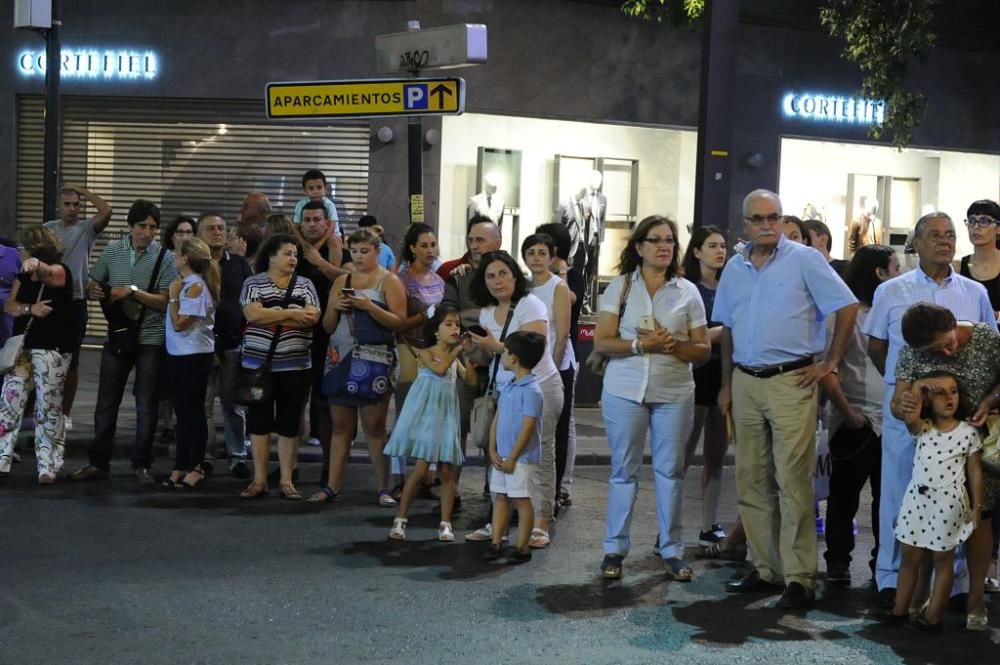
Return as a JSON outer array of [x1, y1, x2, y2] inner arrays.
[[564, 170, 607, 312], [802, 203, 825, 223], [467, 174, 505, 224], [847, 197, 884, 254]]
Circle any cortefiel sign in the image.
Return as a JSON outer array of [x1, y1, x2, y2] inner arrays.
[[782, 92, 886, 125], [265, 78, 465, 119], [17, 47, 159, 80]]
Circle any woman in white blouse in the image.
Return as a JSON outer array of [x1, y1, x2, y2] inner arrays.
[[594, 216, 710, 581], [467, 251, 564, 548]]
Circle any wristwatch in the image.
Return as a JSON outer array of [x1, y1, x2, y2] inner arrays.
[[130, 284, 139, 295]]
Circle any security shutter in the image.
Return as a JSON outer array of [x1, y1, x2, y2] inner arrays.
[[16, 95, 370, 339]]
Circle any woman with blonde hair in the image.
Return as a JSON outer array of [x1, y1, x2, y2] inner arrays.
[[0, 227, 74, 483], [162, 237, 220, 489]]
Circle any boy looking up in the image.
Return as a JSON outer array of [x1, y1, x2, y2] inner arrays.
[[484, 331, 547, 564]]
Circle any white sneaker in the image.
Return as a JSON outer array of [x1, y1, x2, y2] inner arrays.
[[306, 437, 320, 447], [438, 522, 455, 542], [389, 517, 407, 541], [0, 455, 11, 474], [64, 416, 73, 432], [465, 523, 493, 541]]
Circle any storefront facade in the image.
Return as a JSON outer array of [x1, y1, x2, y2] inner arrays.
[[1, 1, 996, 277]]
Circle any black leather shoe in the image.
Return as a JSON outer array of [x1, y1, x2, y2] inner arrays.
[[776, 582, 815, 610], [726, 570, 783, 593], [875, 587, 897, 610]]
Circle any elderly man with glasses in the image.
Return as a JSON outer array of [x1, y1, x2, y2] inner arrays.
[[865, 210, 997, 613], [714, 189, 858, 609]]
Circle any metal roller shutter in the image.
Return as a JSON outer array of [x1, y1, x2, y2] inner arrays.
[[16, 95, 370, 339]]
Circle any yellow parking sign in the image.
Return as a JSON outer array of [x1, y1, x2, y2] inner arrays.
[[266, 77, 465, 119]]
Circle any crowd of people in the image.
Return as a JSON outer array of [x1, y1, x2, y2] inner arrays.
[[2, 172, 1000, 631]]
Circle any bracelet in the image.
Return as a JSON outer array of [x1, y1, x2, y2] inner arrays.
[[23, 304, 30, 315], [168, 298, 179, 304]]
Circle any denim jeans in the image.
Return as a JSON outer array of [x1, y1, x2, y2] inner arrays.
[[90, 344, 163, 471], [204, 348, 248, 466], [602, 390, 693, 559]]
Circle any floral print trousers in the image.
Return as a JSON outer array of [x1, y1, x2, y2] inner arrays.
[[0, 350, 69, 477]]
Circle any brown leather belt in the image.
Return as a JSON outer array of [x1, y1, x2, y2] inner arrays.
[[736, 356, 814, 379]]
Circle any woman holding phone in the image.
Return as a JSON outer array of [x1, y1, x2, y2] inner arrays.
[[593, 215, 710, 581], [310, 228, 407, 506]]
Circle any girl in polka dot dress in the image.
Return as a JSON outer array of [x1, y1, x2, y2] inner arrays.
[[890, 370, 984, 631]]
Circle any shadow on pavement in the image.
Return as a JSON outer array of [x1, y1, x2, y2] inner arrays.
[[325, 538, 516, 581]]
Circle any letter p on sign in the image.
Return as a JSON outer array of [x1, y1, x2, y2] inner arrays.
[[403, 84, 428, 110]]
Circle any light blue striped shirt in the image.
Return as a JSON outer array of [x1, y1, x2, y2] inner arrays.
[[862, 265, 996, 384], [712, 236, 857, 366]]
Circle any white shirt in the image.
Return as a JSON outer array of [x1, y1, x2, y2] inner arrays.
[[480, 294, 558, 387], [600, 272, 707, 403], [530, 275, 577, 371], [826, 307, 885, 436]]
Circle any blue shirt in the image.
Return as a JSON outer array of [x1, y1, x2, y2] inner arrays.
[[377, 243, 396, 271], [712, 236, 857, 366], [862, 265, 996, 385], [292, 196, 340, 230], [496, 374, 543, 464]]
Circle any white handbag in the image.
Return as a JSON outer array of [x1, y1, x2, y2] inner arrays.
[[0, 284, 44, 376]]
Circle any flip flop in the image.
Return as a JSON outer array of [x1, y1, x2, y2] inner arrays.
[[240, 483, 269, 499]]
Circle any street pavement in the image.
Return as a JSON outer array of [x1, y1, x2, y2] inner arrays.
[[2, 349, 995, 664]]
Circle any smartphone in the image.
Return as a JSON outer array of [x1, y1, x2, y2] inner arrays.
[[341, 288, 356, 297], [465, 324, 488, 337], [638, 315, 657, 330]]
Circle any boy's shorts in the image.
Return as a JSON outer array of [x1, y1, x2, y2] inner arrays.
[[490, 462, 536, 499]]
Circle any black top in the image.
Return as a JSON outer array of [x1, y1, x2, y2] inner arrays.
[[960, 255, 1000, 312], [216, 251, 253, 352], [695, 281, 722, 362], [13, 264, 75, 352], [830, 258, 850, 278]]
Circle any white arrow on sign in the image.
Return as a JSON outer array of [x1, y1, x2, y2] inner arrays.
[[374, 23, 487, 74]]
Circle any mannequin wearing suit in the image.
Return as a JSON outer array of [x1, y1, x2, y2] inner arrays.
[[848, 198, 884, 255], [467, 177, 505, 224], [565, 170, 606, 312]]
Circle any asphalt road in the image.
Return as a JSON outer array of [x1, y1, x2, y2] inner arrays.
[[1, 458, 994, 665]]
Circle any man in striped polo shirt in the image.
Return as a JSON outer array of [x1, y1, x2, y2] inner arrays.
[[71, 200, 177, 485]]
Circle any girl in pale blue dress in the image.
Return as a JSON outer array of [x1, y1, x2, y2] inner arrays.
[[386, 305, 473, 542]]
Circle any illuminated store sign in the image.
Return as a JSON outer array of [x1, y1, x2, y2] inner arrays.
[[17, 47, 158, 80], [782, 92, 885, 125]]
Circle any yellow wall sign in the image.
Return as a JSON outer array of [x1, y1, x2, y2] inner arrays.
[[266, 78, 465, 119]]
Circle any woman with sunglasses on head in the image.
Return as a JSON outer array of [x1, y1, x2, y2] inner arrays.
[[960, 200, 1000, 319]]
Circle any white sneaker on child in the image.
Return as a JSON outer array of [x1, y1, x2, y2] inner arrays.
[[438, 522, 455, 542]]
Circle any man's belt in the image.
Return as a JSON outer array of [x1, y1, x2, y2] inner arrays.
[[736, 356, 814, 379]]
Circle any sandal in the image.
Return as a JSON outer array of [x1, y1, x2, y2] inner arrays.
[[280, 484, 303, 501], [438, 521, 455, 542], [664, 557, 694, 582], [528, 527, 550, 549], [306, 486, 340, 503], [162, 476, 183, 489], [389, 517, 408, 541], [986, 577, 1000, 594], [390, 483, 404, 501], [179, 467, 205, 490], [601, 554, 624, 580], [377, 490, 397, 507], [37, 472, 56, 485], [240, 483, 269, 499]]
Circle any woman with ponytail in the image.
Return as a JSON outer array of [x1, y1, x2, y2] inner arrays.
[[162, 237, 219, 489]]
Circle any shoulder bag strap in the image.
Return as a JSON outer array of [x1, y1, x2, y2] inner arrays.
[[262, 274, 297, 369], [134, 245, 168, 330], [614, 274, 633, 338], [344, 273, 356, 340], [486, 300, 517, 394]]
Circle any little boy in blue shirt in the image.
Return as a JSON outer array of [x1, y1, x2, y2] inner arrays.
[[485, 331, 546, 564], [293, 168, 340, 234]]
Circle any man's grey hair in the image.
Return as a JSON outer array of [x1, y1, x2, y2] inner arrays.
[[913, 211, 952, 239], [742, 189, 782, 217], [470, 220, 501, 240]]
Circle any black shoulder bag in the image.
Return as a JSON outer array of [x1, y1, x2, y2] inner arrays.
[[467, 302, 516, 450], [236, 275, 297, 406], [107, 245, 168, 359]]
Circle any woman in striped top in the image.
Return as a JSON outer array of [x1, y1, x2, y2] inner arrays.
[[239, 233, 321, 500]]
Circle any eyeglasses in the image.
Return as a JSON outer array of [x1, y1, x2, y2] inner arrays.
[[642, 236, 675, 246], [744, 213, 782, 225], [965, 215, 998, 228]]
